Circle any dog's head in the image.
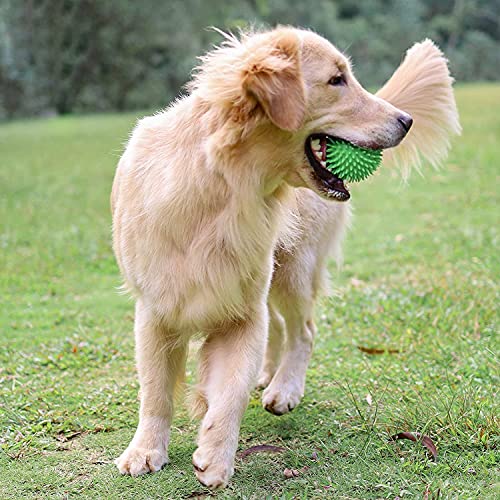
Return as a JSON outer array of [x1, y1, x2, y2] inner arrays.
[[191, 27, 412, 201]]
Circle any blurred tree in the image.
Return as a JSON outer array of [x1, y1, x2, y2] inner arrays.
[[0, 0, 499, 119]]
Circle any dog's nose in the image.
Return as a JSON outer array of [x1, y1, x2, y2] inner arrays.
[[397, 113, 413, 133]]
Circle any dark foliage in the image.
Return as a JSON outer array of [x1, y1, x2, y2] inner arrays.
[[1, 0, 499, 119]]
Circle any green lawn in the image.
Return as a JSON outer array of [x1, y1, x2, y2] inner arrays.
[[1, 84, 498, 499]]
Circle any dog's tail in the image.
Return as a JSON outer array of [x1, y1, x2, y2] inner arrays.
[[376, 39, 462, 178]]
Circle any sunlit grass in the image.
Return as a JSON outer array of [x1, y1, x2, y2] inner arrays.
[[0, 84, 498, 498]]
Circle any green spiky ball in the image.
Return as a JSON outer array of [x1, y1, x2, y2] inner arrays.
[[326, 138, 382, 182]]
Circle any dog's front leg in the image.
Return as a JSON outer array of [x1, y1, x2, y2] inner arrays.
[[193, 306, 267, 489], [115, 299, 187, 477]]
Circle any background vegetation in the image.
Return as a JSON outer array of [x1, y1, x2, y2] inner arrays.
[[0, 84, 498, 498], [1, 0, 500, 119]]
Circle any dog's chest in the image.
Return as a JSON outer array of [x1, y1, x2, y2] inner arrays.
[[138, 219, 275, 330]]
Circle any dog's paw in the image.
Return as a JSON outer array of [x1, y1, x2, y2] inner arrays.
[[192, 446, 234, 489], [115, 446, 168, 477], [262, 380, 303, 415]]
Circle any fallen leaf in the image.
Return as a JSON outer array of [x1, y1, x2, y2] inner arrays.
[[185, 492, 211, 499], [357, 346, 400, 355], [56, 431, 84, 442], [283, 468, 300, 479], [366, 393, 373, 406], [423, 484, 431, 500], [390, 432, 437, 461], [91, 425, 112, 433], [238, 444, 284, 459]]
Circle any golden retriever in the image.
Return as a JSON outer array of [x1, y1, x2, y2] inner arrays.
[[111, 27, 460, 488]]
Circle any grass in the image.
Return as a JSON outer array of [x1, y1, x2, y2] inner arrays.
[[0, 83, 498, 499]]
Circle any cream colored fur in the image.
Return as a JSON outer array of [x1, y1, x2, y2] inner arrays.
[[377, 39, 461, 177], [112, 27, 459, 488]]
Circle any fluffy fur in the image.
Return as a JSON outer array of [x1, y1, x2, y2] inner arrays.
[[377, 39, 462, 177], [111, 27, 460, 489]]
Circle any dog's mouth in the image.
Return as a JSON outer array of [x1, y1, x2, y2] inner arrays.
[[305, 133, 351, 202]]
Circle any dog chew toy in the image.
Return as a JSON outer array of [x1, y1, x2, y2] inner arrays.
[[326, 138, 382, 182]]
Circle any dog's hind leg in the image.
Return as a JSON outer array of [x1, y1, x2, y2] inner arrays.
[[115, 299, 187, 477], [263, 189, 351, 415], [262, 290, 317, 415], [257, 303, 285, 388]]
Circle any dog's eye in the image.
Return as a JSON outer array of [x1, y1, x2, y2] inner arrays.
[[328, 75, 345, 86]]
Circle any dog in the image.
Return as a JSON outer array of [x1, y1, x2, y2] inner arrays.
[[111, 27, 460, 488]]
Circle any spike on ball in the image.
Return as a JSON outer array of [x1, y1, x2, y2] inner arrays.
[[326, 138, 382, 182]]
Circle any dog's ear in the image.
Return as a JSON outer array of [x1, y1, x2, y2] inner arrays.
[[242, 30, 305, 132]]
